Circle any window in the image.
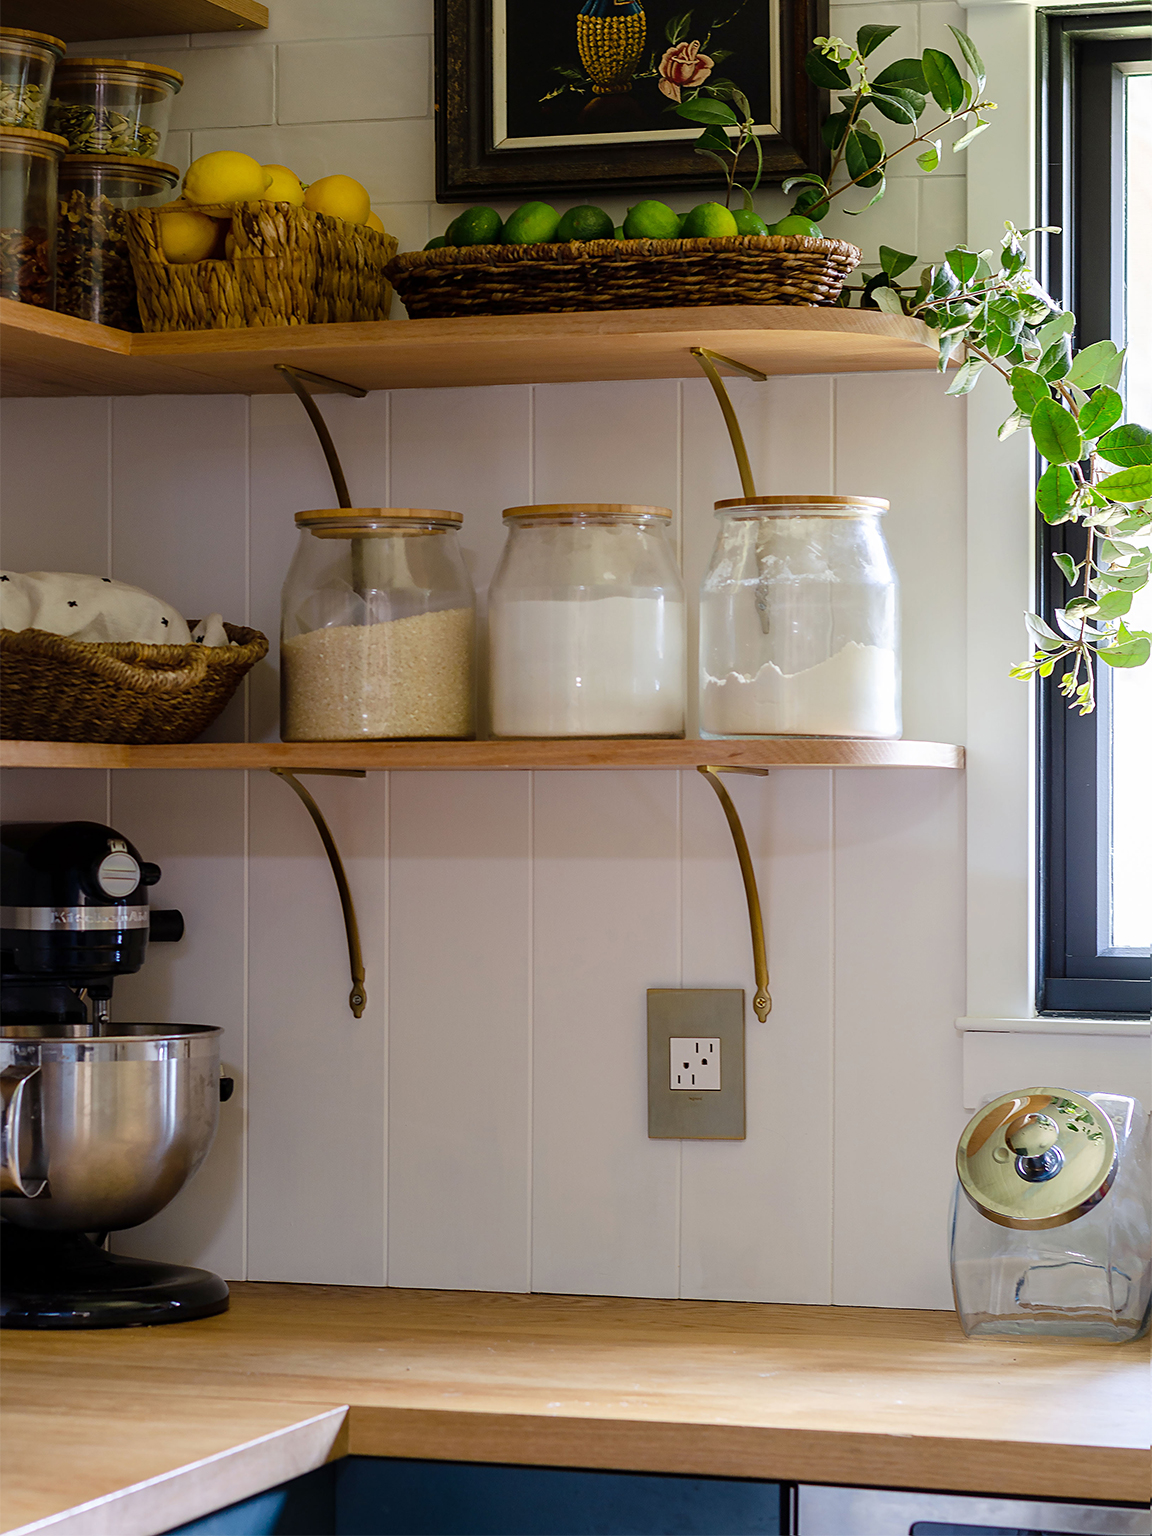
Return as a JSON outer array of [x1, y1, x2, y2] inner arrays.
[[1038, 6, 1152, 1016]]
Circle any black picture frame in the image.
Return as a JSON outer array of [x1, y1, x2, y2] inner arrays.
[[435, 0, 827, 202]]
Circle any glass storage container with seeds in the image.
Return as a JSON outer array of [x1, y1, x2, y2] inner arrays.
[[699, 495, 901, 739], [488, 504, 686, 738], [281, 509, 476, 741], [56, 154, 177, 328], [0, 125, 65, 307], [48, 59, 182, 160], [0, 27, 64, 130]]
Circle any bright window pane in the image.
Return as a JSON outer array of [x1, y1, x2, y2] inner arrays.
[[1109, 67, 1152, 953]]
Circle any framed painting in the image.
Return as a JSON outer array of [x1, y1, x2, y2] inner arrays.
[[435, 0, 828, 200]]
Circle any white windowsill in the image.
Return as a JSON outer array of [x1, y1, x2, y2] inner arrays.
[[956, 1016, 1151, 1037]]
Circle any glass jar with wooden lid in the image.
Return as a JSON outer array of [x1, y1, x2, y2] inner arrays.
[[0, 27, 65, 130], [280, 509, 475, 742], [488, 504, 686, 738], [0, 124, 66, 307], [56, 154, 178, 328], [48, 58, 183, 160], [699, 495, 900, 739]]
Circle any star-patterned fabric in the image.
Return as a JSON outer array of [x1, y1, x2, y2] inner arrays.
[[0, 571, 231, 646]]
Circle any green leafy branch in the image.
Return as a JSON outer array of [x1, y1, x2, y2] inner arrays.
[[674, 86, 763, 209]]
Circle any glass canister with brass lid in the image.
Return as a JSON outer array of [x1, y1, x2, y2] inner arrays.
[[488, 503, 686, 738], [0, 124, 66, 306], [280, 508, 475, 741], [47, 58, 183, 160], [0, 27, 65, 130], [699, 495, 900, 739]]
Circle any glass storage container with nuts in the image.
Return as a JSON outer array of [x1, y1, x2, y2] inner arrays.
[[281, 509, 476, 741], [0, 125, 65, 307], [56, 154, 177, 328], [488, 504, 686, 738], [48, 58, 182, 160], [699, 496, 900, 739], [0, 27, 64, 130]]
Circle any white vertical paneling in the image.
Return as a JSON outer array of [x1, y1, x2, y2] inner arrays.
[[679, 768, 835, 1304], [0, 398, 110, 574], [834, 373, 967, 747], [0, 771, 108, 825], [246, 768, 388, 1283], [387, 771, 531, 1292], [531, 770, 681, 1299], [832, 768, 966, 1309], [110, 770, 247, 1280], [533, 380, 681, 514]]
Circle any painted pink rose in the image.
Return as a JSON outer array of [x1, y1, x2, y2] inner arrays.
[[658, 40, 715, 103]]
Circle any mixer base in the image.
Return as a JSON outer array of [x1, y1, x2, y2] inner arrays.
[[0, 1227, 230, 1328]]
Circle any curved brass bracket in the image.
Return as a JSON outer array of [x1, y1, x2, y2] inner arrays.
[[697, 765, 771, 1022], [690, 347, 767, 502], [271, 769, 367, 1018]]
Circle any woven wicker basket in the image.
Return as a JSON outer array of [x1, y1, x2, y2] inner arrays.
[[385, 234, 861, 319], [0, 623, 268, 744], [125, 201, 398, 331]]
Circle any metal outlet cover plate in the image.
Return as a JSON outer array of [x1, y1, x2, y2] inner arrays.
[[648, 989, 745, 1140]]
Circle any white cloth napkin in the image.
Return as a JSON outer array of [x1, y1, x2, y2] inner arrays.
[[0, 571, 231, 647]]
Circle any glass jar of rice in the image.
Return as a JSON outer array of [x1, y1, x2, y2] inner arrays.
[[281, 508, 475, 741]]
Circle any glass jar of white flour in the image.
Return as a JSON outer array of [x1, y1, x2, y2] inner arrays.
[[488, 504, 686, 738], [699, 496, 900, 739], [281, 508, 475, 740]]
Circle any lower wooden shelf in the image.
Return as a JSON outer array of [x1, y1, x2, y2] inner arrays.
[[0, 738, 964, 770]]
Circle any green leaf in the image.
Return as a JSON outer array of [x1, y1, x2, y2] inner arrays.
[[692, 147, 731, 173], [1036, 311, 1075, 351], [845, 125, 885, 188], [1031, 397, 1083, 463], [1066, 339, 1123, 389], [857, 22, 900, 56], [1025, 612, 1066, 650], [998, 409, 1026, 440], [1096, 465, 1152, 503], [1035, 463, 1077, 522], [948, 25, 986, 89], [867, 87, 918, 124], [874, 57, 928, 92], [945, 247, 979, 283], [676, 96, 739, 125], [917, 140, 940, 172], [1098, 629, 1152, 668], [844, 175, 887, 213], [1038, 338, 1072, 381], [952, 117, 990, 153], [666, 10, 692, 43], [1096, 423, 1152, 467], [921, 48, 965, 111], [805, 51, 852, 90], [1053, 552, 1080, 585], [1010, 366, 1050, 416], [821, 109, 853, 152], [1079, 386, 1123, 439], [791, 184, 830, 221], [946, 357, 985, 395], [872, 284, 905, 315], [879, 244, 917, 278]]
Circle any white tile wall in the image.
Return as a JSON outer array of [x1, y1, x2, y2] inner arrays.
[[2, 0, 998, 1310]]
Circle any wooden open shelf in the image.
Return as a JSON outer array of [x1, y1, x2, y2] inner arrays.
[[0, 739, 964, 771], [2, 0, 267, 41], [1, 299, 942, 398]]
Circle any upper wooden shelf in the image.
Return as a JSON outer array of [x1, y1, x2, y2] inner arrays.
[[0, 299, 941, 398], [2, 0, 267, 41], [0, 739, 964, 771]]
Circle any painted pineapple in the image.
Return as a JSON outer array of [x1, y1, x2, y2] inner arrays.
[[576, 0, 646, 95]]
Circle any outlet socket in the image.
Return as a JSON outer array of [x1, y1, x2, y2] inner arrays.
[[648, 990, 745, 1139]]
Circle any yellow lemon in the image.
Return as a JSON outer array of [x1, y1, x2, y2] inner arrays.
[[304, 174, 371, 224], [183, 150, 270, 206], [160, 209, 222, 263], [364, 210, 386, 233], [261, 164, 305, 205]]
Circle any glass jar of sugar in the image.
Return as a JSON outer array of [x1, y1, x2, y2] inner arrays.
[[699, 496, 900, 739], [281, 508, 475, 740], [488, 504, 686, 738]]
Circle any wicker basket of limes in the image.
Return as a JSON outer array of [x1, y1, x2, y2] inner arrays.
[[385, 200, 861, 320]]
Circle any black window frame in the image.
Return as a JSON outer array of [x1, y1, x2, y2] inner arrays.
[[1037, 5, 1152, 1017]]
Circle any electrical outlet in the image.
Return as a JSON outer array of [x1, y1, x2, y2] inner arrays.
[[648, 990, 745, 1139], [670, 1037, 721, 1091]]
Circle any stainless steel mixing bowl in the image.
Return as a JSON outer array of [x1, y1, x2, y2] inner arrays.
[[0, 1024, 220, 1232]]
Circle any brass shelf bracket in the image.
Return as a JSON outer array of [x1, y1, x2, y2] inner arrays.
[[690, 347, 767, 502], [697, 765, 772, 1022], [270, 768, 368, 1018], [274, 364, 367, 509]]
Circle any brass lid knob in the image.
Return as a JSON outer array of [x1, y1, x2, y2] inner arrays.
[[1004, 1112, 1060, 1157]]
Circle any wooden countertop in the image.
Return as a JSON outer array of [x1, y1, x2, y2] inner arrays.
[[2, 1285, 1148, 1535]]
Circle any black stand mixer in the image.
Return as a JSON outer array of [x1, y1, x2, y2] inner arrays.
[[1, 821, 230, 1328]]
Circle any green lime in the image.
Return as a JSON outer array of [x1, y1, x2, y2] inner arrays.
[[555, 205, 615, 242], [614, 225, 625, 240], [424, 235, 447, 250], [501, 201, 561, 244], [676, 214, 687, 235], [622, 199, 681, 239], [451, 206, 504, 246], [768, 214, 823, 238], [679, 202, 739, 238], [732, 209, 770, 237]]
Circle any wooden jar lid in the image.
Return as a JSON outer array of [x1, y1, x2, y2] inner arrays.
[[502, 503, 672, 519], [295, 508, 464, 525]]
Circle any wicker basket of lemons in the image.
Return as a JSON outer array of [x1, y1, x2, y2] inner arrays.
[[126, 151, 397, 330]]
